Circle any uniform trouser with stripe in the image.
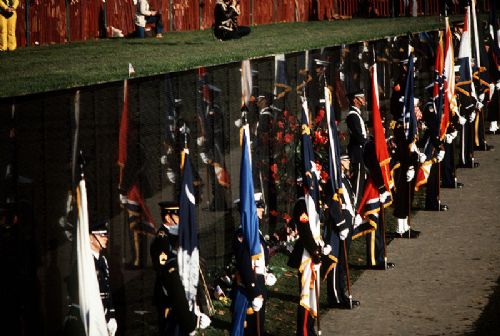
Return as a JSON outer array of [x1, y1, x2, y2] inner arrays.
[[350, 161, 366, 209], [366, 219, 384, 267], [441, 141, 456, 188], [459, 121, 474, 167], [425, 162, 440, 210], [296, 273, 317, 336], [327, 235, 352, 305]]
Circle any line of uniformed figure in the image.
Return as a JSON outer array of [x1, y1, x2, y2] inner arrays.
[[60, 9, 500, 336]]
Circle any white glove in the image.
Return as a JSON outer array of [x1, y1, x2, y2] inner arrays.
[[469, 111, 476, 123], [436, 150, 445, 162], [478, 93, 485, 103], [265, 273, 277, 286], [450, 130, 458, 139], [339, 228, 349, 241], [445, 133, 454, 144], [160, 155, 168, 165], [475, 101, 484, 110], [322, 244, 332, 256], [459, 116, 467, 125], [379, 190, 390, 203], [418, 152, 427, 163], [197, 312, 211, 329], [496, 80, 500, 90], [107, 318, 117, 336], [252, 296, 264, 312], [406, 166, 415, 182], [354, 214, 363, 226]]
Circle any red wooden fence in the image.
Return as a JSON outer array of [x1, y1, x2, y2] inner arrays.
[[14, 0, 482, 47]]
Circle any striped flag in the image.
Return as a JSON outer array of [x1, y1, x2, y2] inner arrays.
[[178, 148, 199, 311], [444, 17, 457, 119], [299, 97, 321, 317], [457, 6, 477, 99], [76, 178, 108, 336]]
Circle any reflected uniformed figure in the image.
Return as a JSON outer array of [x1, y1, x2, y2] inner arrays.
[[150, 201, 211, 336], [64, 220, 117, 336], [230, 193, 276, 336]]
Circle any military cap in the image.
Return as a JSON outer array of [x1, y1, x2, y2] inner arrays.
[[89, 219, 109, 235], [233, 192, 265, 210], [346, 90, 365, 101], [159, 201, 180, 218], [257, 92, 275, 105]]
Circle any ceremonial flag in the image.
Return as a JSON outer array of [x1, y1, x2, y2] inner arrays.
[[403, 49, 417, 143], [370, 62, 393, 199], [444, 17, 457, 120], [118, 80, 156, 236], [353, 63, 392, 239], [178, 149, 199, 310], [457, 6, 477, 98], [240, 127, 262, 260], [325, 85, 343, 200], [415, 159, 435, 191], [241, 60, 253, 107], [433, 32, 448, 140], [299, 97, 321, 317], [76, 178, 108, 336], [197, 67, 230, 187]]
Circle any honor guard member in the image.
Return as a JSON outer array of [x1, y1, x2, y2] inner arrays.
[[390, 96, 422, 238], [362, 139, 396, 268], [346, 90, 368, 208], [484, 35, 500, 134], [150, 201, 211, 336], [230, 192, 276, 336], [64, 220, 118, 336], [287, 187, 322, 335], [419, 101, 448, 211], [323, 154, 362, 309]]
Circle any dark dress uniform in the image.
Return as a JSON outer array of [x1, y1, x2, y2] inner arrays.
[[456, 91, 477, 168], [288, 197, 322, 336], [363, 139, 392, 267], [324, 176, 360, 308], [150, 225, 198, 336], [230, 227, 269, 336], [441, 114, 460, 188], [346, 105, 368, 207]]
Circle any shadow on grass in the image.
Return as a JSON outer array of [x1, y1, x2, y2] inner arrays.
[[467, 275, 500, 336]]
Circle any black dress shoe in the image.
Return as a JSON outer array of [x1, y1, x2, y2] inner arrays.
[[369, 262, 396, 270], [393, 229, 420, 239], [474, 162, 480, 168], [329, 299, 360, 310], [456, 182, 464, 189], [439, 204, 449, 211]]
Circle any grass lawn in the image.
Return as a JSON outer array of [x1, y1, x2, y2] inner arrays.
[[0, 16, 461, 99]]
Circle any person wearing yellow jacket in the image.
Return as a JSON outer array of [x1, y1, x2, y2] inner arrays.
[[0, 0, 18, 51]]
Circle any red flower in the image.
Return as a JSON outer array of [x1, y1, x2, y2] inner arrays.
[[270, 210, 279, 217], [284, 133, 293, 144], [276, 131, 283, 142], [315, 108, 325, 125], [320, 170, 329, 182], [278, 121, 285, 129], [282, 213, 292, 223], [271, 163, 278, 174]]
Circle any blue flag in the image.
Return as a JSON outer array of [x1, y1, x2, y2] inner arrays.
[[403, 54, 417, 142], [240, 129, 261, 259], [178, 149, 199, 310]]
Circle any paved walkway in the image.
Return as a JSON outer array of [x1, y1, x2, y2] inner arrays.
[[322, 134, 500, 336]]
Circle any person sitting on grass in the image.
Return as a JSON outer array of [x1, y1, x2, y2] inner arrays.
[[134, 0, 163, 38], [213, 0, 250, 41]]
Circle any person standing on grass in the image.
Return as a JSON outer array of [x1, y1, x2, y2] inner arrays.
[[0, 0, 18, 51], [134, 0, 163, 38]]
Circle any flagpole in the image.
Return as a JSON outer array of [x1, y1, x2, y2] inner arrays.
[[343, 239, 353, 308], [380, 203, 387, 269], [315, 271, 322, 335]]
